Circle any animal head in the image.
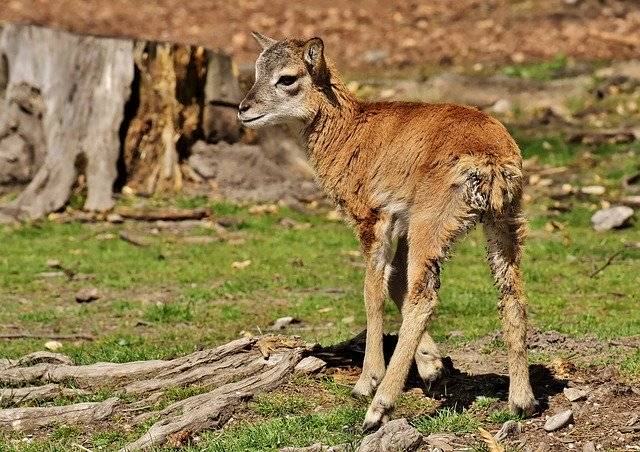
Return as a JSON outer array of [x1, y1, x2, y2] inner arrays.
[[238, 32, 334, 128]]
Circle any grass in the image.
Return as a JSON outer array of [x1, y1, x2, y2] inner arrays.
[[0, 131, 639, 449], [502, 55, 568, 81]]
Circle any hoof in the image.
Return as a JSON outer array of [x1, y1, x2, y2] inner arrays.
[[509, 394, 538, 417], [362, 396, 391, 432], [352, 372, 382, 398], [362, 409, 387, 433]]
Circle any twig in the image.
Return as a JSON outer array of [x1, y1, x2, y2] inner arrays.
[[114, 207, 211, 221], [119, 230, 150, 247], [0, 332, 95, 340], [72, 444, 93, 452], [589, 249, 623, 278]]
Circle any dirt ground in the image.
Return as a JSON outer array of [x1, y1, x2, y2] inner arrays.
[[2, 0, 639, 70]]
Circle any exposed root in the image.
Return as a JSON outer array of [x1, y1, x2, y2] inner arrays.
[[0, 397, 119, 432], [0, 335, 308, 450]]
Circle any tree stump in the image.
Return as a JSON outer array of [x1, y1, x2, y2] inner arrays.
[[0, 23, 245, 221]]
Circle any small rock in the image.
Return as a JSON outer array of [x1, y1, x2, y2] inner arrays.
[[448, 330, 464, 338], [490, 99, 513, 115], [544, 410, 574, 432], [358, 418, 423, 452], [581, 185, 606, 196], [362, 50, 389, 64], [231, 260, 251, 269], [46, 259, 61, 268], [294, 356, 327, 375], [341, 316, 355, 324], [75, 287, 100, 303], [582, 441, 596, 452], [494, 419, 522, 441], [44, 340, 63, 351], [38, 271, 65, 278], [591, 206, 634, 231], [270, 316, 297, 331], [106, 213, 124, 223], [621, 195, 640, 207], [563, 387, 587, 402]]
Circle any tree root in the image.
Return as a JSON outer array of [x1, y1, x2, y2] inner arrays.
[[0, 335, 308, 450]]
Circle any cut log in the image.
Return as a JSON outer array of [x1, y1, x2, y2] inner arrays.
[[0, 23, 133, 219]]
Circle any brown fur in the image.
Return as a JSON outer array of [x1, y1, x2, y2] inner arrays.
[[239, 34, 537, 430]]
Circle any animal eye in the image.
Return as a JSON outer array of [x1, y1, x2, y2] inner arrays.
[[277, 75, 297, 86]]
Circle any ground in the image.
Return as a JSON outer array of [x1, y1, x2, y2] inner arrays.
[[1, 1, 640, 450], [1, 0, 639, 71], [1, 129, 639, 449]]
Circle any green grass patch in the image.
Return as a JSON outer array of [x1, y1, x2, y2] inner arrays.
[[413, 407, 480, 434], [502, 55, 568, 80]]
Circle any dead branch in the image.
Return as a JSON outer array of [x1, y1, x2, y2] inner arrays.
[[118, 230, 151, 247], [0, 332, 94, 341], [589, 249, 623, 278], [114, 207, 211, 221]]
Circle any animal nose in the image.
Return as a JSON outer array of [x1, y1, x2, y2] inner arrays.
[[238, 101, 251, 114]]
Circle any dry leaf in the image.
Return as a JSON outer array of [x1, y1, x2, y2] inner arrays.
[[231, 259, 251, 269], [478, 427, 505, 452]]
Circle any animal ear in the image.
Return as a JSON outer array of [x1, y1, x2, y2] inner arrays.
[[303, 37, 325, 70], [303, 37, 331, 88], [251, 31, 277, 50]]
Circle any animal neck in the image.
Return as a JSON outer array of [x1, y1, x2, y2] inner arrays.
[[302, 65, 359, 163]]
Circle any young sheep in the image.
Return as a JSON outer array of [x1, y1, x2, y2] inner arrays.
[[238, 32, 537, 430]]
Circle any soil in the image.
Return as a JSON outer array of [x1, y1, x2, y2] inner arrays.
[[1, 0, 639, 71], [317, 330, 640, 451]]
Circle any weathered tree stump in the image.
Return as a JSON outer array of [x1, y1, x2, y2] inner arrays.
[[0, 23, 246, 221]]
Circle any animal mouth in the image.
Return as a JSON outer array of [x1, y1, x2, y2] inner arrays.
[[240, 114, 265, 123]]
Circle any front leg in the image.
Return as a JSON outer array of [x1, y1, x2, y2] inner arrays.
[[352, 215, 394, 398]]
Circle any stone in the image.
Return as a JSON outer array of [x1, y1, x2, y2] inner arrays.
[[270, 316, 297, 331], [490, 99, 513, 115], [544, 410, 574, 432], [581, 185, 606, 196], [106, 213, 124, 223], [75, 287, 100, 303], [563, 387, 587, 402], [591, 206, 634, 231], [582, 441, 596, 452], [357, 418, 423, 452], [44, 340, 63, 351]]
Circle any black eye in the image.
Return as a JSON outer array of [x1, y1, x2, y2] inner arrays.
[[277, 75, 297, 86]]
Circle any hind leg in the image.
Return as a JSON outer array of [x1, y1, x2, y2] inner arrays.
[[352, 215, 394, 398], [387, 236, 443, 385], [364, 200, 478, 430], [484, 207, 537, 416]]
